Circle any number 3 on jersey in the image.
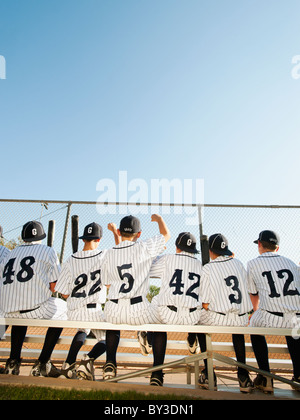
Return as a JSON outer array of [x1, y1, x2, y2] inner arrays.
[[224, 275, 242, 304]]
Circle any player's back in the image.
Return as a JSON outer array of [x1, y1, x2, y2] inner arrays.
[[201, 256, 252, 315], [0, 243, 60, 313], [101, 235, 165, 300], [56, 249, 107, 311], [151, 252, 202, 308], [247, 252, 300, 313]]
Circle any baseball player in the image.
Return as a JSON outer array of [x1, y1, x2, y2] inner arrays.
[[138, 232, 202, 386], [55, 222, 119, 380], [0, 220, 67, 376], [0, 225, 10, 373], [100, 214, 170, 380], [247, 230, 300, 393], [198, 233, 253, 393], [0, 225, 10, 263]]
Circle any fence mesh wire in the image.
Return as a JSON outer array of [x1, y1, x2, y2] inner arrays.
[[1, 199, 299, 267]]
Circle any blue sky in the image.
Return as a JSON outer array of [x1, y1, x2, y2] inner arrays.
[[0, 0, 300, 206]]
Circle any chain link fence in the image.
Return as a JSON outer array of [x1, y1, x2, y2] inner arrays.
[[1, 199, 299, 267], [1, 199, 299, 367]]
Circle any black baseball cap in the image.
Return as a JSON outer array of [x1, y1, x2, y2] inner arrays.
[[0, 225, 3, 238], [209, 233, 233, 256], [119, 215, 141, 234], [254, 230, 280, 245], [79, 222, 103, 240], [22, 221, 46, 242], [176, 232, 199, 254]]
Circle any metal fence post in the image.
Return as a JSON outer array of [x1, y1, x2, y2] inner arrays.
[[197, 204, 204, 239], [60, 202, 72, 263], [198, 204, 210, 265]]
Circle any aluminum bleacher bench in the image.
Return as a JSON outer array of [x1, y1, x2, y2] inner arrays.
[[0, 317, 298, 391]]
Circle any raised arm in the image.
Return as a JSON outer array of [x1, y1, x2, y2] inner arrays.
[[151, 214, 170, 243], [108, 223, 121, 245]]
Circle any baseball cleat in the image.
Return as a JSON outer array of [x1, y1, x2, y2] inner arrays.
[[238, 375, 254, 393], [103, 362, 117, 380], [30, 360, 42, 376], [60, 362, 77, 379], [4, 358, 21, 375], [291, 376, 300, 392], [137, 331, 152, 356], [150, 371, 164, 386], [186, 334, 200, 355], [253, 374, 274, 394], [198, 369, 217, 391], [42, 360, 61, 377], [30, 359, 61, 377], [77, 355, 95, 381]]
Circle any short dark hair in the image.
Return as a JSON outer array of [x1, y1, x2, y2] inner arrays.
[[120, 231, 139, 239], [259, 240, 278, 251]]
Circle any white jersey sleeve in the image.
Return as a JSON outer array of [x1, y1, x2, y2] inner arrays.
[[149, 255, 166, 278], [48, 248, 61, 284], [199, 265, 212, 304], [55, 259, 72, 297], [0, 246, 10, 264], [143, 234, 166, 258]]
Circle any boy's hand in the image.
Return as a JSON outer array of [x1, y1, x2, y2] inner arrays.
[[151, 214, 162, 223], [108, 223, 118, 232]]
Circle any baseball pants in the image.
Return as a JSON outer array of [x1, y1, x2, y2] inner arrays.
[[250, 309, 300, 379], [199, 309, 249, 327], [4, 297, 67, 320], [104, 298, 160, 325], [67, 303, 105, 341]]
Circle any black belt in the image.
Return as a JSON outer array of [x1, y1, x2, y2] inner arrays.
[[110, 296, 143, 305], [87, 303, 97, 309], [266, 310, 300, 317], [20, 306, 40, 314], [167, 305, 197, 313], [216, 311, 247, 317]]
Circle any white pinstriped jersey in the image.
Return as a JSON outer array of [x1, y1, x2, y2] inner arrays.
[[101, 234, 166, 300], [0, 243, 60, 313], [200, 256, 252, 315], [150, 252, 202, 308], [0, 246, 10, 264], [55, 249, 107, 311], [247, 252, 300, 313]]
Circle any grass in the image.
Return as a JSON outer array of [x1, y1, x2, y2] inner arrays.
[[0, 384, 203, 400]]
